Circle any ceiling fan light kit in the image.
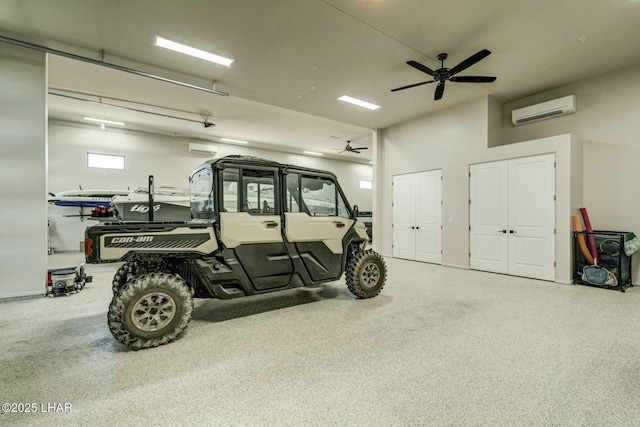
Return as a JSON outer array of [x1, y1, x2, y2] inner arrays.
[[337, 141, 368, 154], [391, 49, 496, 100]]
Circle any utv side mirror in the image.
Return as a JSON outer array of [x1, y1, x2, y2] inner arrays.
[[353, 204, 359, 219]]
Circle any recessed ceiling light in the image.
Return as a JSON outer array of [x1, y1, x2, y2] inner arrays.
[[303, 151, 323, 156], [155, 36, 234, 67], [337, 95, 380, 110], [221, 138, 248, 144], [83, 117, 125, 126]]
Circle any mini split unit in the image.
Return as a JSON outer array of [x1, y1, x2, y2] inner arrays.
[[511, 95, 576, 125], [188, 142, 217, 155]]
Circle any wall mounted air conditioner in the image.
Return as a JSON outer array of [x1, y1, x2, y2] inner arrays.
[[188, 142, 217, 155], [511, 95, 576, 125]]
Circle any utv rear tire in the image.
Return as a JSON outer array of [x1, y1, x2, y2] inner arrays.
[[108, 273, 193, 350], [346, 249, 387, 298], [112, 262, 133, 294]]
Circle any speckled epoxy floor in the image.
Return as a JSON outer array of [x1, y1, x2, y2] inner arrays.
[[1, 252, 640, 426]]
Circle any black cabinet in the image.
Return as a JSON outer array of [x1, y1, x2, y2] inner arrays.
[[574, 230, 634, 292]]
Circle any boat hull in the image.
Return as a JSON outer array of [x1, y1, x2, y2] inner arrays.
[[112, 201, 192, 222]]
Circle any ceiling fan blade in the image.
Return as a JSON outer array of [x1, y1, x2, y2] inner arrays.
[[352, 147, 368, 151], [449, 49, 491, 76], [449, 76, 497, 83], [434, 81, 445, 101], [407, 60, 437, 77], [352, 150, 361, 154], [337, 150, 347, 154], [390, 80, 435, 92]]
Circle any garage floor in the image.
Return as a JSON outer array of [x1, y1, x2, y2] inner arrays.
[[2, 253, 640, 427]]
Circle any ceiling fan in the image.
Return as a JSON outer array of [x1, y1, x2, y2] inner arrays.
[[337, 141, 368, 154], [391, 49, 496, 101]]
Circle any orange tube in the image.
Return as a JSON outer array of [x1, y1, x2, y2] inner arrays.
[[572, 215, 594, 265], [580, 207, 599, 264]]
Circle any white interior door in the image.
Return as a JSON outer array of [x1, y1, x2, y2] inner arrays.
[[415, 170, 442, 263], [508, 154, 555, 281], [392, 174, 415, 260], [393, 170, 442, 264], [470, 154, 555, 281], [470, 161, 509, 274]]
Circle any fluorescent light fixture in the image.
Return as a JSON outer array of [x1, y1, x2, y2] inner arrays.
[[155, 36, 233, 67], [303, 151, 323, 156], [337, 95, 380, 110], [84, 117, 125, 126], [221, 138, 249, 144]]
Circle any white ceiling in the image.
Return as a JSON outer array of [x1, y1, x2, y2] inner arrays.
[[2, 0, 640, 163]]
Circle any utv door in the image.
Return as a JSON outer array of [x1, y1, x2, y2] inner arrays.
[[218, 166, 293, 290], [283, 171, 354, 282]]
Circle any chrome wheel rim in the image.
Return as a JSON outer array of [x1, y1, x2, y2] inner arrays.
[[360, 262, 380, 289], [131, 292, 176, 332]]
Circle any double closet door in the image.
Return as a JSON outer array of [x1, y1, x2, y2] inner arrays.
[[392, 170, 442, 264], [469, 154, 555, 281]]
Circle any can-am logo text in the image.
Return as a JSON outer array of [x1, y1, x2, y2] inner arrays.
[[111, 236, 154, 244]]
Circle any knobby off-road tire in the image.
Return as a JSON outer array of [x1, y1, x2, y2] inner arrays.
[[346, 249, 387, 298], [112, 262, 133, 294], [108, 273, 193, 350]]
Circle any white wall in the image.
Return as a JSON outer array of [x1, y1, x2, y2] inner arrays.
[[583, 141, 640, 231], [48, 124, 372, 251], [381, 62, 640, 284], [500, 62, 640, 149], [48, 125, 218, 193], [380, 97, 488, 266], [499, 61, 640, 281], [379, 97, 582, 283], [0, 43, 48, 298]]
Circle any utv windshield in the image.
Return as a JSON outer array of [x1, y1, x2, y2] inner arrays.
[[190, 166, 215, 219]]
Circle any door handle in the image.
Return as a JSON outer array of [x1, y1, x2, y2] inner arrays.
[[410, 226, 415, 229], [509, 230, 516, 234], [498, 229, 507, 233], [263, 221, 279, 229], [333, 221, 346, 228]]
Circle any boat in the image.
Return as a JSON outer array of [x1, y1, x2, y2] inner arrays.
[[111, 187, 192, 222], [47, 189, 129, 208]]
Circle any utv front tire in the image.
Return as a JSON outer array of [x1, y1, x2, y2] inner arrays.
[[108, 273, 193, 350], [346, 249, 387, 298]]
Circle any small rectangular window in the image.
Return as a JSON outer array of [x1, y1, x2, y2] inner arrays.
[[87, 153, 125, 170], [360, 180, 372, 189]]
